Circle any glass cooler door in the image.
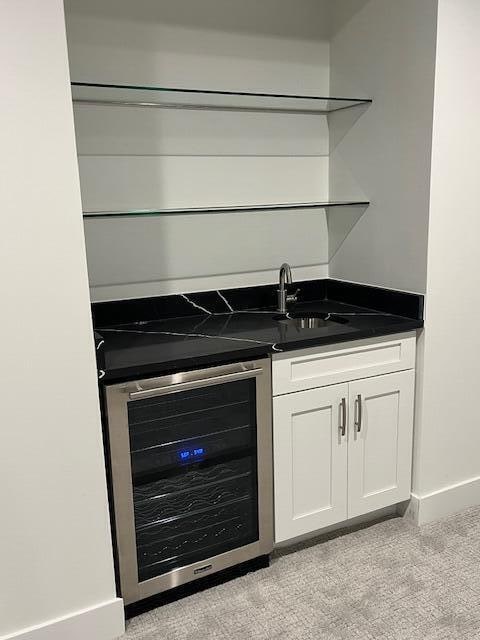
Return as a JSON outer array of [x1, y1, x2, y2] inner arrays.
[[105, 359, 273, 604]]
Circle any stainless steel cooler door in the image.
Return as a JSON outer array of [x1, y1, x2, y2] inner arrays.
[[105, 358, 273, 605]]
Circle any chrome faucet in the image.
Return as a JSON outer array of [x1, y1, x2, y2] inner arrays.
[[277, 263, 299, 314]]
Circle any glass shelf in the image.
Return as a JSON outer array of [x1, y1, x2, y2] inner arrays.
[[82, 201, 370, 219], [71, 82, 372, 115]]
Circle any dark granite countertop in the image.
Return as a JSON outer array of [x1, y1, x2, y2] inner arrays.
[[94, 280, 423, 383]]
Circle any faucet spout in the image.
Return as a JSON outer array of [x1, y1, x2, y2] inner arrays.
[[277, 263, 297, 314], [279, 263, 292, 287]]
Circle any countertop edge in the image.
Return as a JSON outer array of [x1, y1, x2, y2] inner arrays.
[[98, 320, 423, 384]]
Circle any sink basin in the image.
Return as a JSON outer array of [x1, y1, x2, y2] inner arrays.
[[276, 312, 348, 329]]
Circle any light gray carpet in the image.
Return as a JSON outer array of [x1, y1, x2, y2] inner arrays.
[[123, 507, 480, 639]]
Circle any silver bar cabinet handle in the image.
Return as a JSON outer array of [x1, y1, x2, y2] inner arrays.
[[129, 368, 262, 400], [339, 397, 347, 437], [354, 394, 362, 432]]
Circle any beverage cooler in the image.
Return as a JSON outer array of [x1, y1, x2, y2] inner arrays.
[[104, 359, 273, 604]]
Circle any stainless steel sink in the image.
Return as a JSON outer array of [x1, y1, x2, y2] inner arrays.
[[276, 312, 348, 329]]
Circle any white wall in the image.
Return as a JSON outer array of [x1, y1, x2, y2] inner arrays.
[[328, 0, 438, 294], [64, 0, 332, 301], [411, 0, 480, 524], [0, 1, 123, 638]]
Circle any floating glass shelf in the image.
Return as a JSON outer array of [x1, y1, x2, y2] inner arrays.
[[71, 82, 372, 115], [82, 201, 370, 219]]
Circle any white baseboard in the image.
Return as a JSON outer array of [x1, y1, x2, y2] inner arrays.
[[1, 598, 124, 640], [408, 476, 480, 525]]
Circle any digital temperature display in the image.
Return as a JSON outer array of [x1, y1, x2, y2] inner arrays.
[[177, 447, 205, 463]]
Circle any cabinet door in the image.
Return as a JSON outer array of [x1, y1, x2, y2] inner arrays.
[[273, 383, 348, 543], [348, 370, 415, 519]]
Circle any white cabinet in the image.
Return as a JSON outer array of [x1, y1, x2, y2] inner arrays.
[[273, 384, 348, 542], [273, 334, 416, 396], [273, 333, 416, 544], [348, 370, 415, 518]]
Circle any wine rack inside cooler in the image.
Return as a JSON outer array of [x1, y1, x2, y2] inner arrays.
[[127, 379, 259, 583]]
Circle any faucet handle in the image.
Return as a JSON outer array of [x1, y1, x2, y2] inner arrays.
[[286, 288, 300, 305]]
